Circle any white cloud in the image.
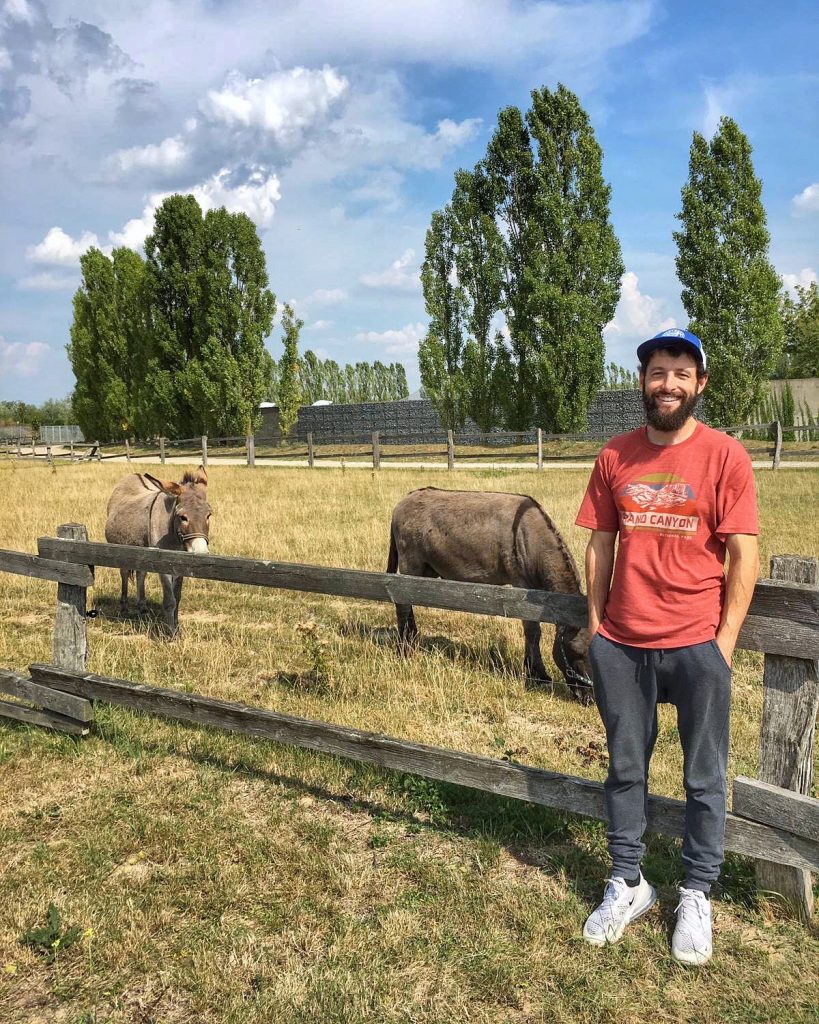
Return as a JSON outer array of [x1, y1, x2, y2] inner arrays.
[[308, 288, 347, 305], [792, 183, 819, 216], [355, 321, 426, 355], [17, 271, 77, 291], [0, 336, 50, 377], [781, 268, 818, 295], [105, 135, 189, 176], [360, 249, 420, 292], [108, 167, 282, 248], [26, 227, 101, 266], [200, 66, 348, 147], [308, 319, 334, 330], [604, 271, 676, 340]]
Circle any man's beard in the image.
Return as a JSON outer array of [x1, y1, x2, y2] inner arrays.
[[642, 388, 701, 432]]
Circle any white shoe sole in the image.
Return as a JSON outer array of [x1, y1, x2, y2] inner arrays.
[[583, 884, 658, 946]]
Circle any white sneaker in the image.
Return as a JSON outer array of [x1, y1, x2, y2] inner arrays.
[[672, 887, 713, 966], [582, 873, 657, 946]]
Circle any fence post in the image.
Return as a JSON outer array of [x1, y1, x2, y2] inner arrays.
[[31, 438, 37, 459], [537, 428, 543, 471], [246, 435, 255, 467], [125, 438, 132, 465], [159, 437, 166, 465], [307, 432, 315, 468], [372, 431, 380, 470], [447, 430, 454, 471], [755, 554, 819, 920], [95, 441, 102, 463], [52, 524, 90, 671], [46, 445, 53, 467], [201, 435, 208, 468], [69, 440, 75, 462], [773, 420, 782, 470], [16, 439, 21, 459]]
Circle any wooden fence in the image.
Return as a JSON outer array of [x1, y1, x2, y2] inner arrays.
[[5, 421, 816, 470], [0, 529, 817, 920]]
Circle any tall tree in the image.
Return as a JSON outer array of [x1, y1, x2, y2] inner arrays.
[[69, 246, 146, 440], [451, 167, 505, 431], [525, 84, 623, 431], [674, 117, 784, 424], [140, 194, 276, 437], [277, 303, 303, 436], [779, 282, 819, 378], [419, 207, 469, 430]]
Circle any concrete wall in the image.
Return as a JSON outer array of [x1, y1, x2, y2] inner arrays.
[[767, 378, 819, 419]]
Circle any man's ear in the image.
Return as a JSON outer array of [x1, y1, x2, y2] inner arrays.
[[696, 372, 708, 396], [144, 473, 183, 497]]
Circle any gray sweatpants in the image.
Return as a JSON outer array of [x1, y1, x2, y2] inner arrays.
[[588, 633, 732, 893]]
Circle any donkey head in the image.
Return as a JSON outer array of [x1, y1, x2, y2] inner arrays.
[[552, 625, 594, 705], [145, 466, 211, 552]]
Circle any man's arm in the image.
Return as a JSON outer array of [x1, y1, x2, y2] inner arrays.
[[585, 530, 617, 634], [716, 534, 760, 666]]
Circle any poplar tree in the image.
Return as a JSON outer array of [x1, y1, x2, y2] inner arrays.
[[451, 167, 505, 431], [277, 303, 303, 436], [69, 246, 146, 440], [418, 207, 469, 430], [674, 117, 784, 423]]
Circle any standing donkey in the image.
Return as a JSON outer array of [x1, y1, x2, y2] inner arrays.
[[105, 466, 211, 635]]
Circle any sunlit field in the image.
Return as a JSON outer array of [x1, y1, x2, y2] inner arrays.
[[0, 459, 817, 1023]]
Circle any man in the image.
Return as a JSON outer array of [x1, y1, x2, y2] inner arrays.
[[575, 327, 759, 965]]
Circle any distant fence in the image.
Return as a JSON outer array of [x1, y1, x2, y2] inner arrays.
[[0, 528, 817, 921], [4, 422, 819, 470]]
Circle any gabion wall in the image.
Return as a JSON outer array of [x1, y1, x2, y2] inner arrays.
[[258, 390, 648, 443]]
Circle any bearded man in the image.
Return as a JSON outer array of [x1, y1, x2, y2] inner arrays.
[[575, 328, 759, 965]]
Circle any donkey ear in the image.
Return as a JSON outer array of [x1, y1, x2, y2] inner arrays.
[[182, 465, 208, 488], [144, 473, 183, 497]]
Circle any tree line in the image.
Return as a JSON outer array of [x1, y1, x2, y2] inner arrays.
[[67, 195, 407, 442], [420, 84, 814, 432]]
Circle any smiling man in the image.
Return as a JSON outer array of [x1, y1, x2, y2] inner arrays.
[[575, 328, 760, 965]]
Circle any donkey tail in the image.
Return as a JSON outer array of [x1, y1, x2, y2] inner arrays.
[[386, 525, 399, 574]]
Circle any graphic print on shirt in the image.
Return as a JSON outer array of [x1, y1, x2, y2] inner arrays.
[[617, 473, 699, 537]]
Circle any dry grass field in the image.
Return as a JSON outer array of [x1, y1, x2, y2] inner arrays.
[[0, 459, 817, 1023]]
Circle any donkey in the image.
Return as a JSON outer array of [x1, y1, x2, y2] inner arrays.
[[105, 467, 211, 635], [387, 487, 593, 702]]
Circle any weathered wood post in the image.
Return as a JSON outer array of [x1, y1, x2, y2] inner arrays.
[[52, 524, 90, 671], [201, 435, 208, 468], [372, 431, 380, 470], [537, 428, 543, 471], [95, 441, 102, 463], [46, 445, 53, 467], [447, 430, 455, 471], [307, 432, 315, 468], [125, 438, 132, 465], [246, 435, 255, 467], [31, 438, 37, 458], [69, 440, 75, 462], [159, 436, 166, 465], [773, 421, 782, 470], [752, 555, 819, 919], [16, 439, 21, 458]]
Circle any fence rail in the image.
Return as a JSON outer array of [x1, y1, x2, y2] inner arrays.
[[5, 420, 817, 470], [1, 529, 817, 919]]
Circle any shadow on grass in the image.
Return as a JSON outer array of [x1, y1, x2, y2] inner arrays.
[[90, 595, 170, 639], [338, 620, 576, 702], [81, 708, 771, 917]]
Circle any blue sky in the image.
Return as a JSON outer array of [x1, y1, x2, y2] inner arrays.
[[2, 0, 817, 404]]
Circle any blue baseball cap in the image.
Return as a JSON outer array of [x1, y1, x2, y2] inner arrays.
[[637, 328, 706, 370]]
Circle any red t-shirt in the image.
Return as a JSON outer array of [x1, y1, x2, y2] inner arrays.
[[576, 422, 759, 648]]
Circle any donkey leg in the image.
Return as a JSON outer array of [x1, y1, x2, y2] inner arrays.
[[119, 569, 129, 614], [523, 620, 552, 685], [159, 573, 179, 637], [396, 603, 419, 653], [136, 571, 149, 614]]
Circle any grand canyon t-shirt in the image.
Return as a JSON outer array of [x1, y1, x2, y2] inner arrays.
[[575, 422, 759, 648]]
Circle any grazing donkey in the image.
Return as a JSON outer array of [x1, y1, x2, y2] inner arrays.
[[387, 487, 593, 702], [105, 467, 211, 635]]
